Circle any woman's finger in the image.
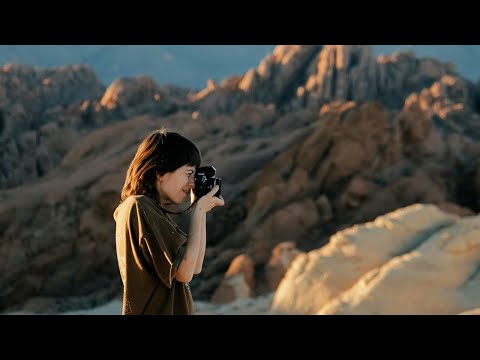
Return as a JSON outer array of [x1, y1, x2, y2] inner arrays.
[[207, 185, 220, 198]]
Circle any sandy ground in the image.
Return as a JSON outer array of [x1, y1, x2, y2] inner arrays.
[[5, 293, 275, 315], [63, 299, 123, 315]]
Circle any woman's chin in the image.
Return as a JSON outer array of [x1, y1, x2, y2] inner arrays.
[[175, 194, 189, 205]]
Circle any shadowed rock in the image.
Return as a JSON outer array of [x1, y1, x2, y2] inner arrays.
[[2, 46, 480, 312]]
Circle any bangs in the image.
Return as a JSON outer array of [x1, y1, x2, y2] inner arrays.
[[160, 132, 201, 173]]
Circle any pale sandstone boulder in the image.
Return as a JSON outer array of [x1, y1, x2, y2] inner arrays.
[[272, 204, 460, 314], [318, 213, 480, 314]]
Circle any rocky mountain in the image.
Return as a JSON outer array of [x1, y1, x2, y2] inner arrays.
[[0, 45, 277, 90], [1, 45, 480, 90], [374, 45, 480, 81], [1, 45, 480, 313]]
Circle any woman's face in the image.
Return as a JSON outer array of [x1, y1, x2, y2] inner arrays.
[[156, 165, 196, 205]]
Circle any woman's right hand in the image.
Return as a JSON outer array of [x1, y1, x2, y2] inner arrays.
[[195, 185, 224, 213]]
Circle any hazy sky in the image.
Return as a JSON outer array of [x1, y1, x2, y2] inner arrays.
[[1, 45, 479, 89]]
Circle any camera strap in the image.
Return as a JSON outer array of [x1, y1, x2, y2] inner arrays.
[[159, 199, 198, 215]]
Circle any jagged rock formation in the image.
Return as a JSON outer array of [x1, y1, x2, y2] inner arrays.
[[1, 45, 480, 312], [192, 45, 457, 116], [0, 66, 190, 190]]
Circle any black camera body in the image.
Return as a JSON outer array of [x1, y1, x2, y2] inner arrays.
[[194, 166, 221, 198]]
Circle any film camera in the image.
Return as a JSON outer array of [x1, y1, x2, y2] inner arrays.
[[194, 166, 221, 198]]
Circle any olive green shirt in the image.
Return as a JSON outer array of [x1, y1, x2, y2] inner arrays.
[[114, 195, 194, 315]]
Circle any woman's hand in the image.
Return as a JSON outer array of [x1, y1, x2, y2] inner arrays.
[[195, 185, 224, 213]]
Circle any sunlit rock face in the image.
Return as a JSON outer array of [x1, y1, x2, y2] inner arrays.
[[272, 204, 480, 315], [2, 45, 480, 313]]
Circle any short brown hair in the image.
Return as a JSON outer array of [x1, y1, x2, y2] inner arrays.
[[120, 129, 201, 203]]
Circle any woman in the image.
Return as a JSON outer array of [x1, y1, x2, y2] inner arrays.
[[114, 129, 224, 315]]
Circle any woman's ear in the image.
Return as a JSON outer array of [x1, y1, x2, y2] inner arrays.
[[156, 173, 163, 183]]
